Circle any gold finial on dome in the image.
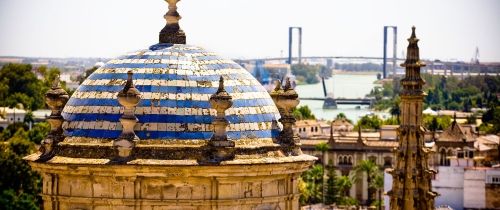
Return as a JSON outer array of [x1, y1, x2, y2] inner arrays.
[[159, 0, 186, 44]]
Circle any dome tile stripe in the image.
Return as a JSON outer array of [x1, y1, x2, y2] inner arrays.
[[76, 85, 263, 94], [63, 121, 276, 132], [64, 129, 279, 140], [70, 91, 270, 100], [80, 79, 262, 87], [62, 44, 282, 141], [62, 113, 279, 124], [62, 105, 279, 115], [65, 98, 274, 108]]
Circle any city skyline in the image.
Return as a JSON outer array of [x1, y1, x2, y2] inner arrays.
[[1, 0, 499, 62]]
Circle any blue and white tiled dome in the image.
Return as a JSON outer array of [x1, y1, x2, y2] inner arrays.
[[62, 44, 281, 141]]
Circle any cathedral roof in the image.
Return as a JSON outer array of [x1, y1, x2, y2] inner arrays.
[[61, 44, 281, 142]]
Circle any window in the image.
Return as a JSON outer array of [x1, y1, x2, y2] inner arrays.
[[311, 127, 314, 132], [467, 151, 474, 158], [457, 151, 464, 159], [439, 149, 450, 166], [488, 176, 500, 184], [384, 157, 392, 167]]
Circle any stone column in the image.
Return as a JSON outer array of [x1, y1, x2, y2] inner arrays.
[[39, 75, 69, 161], [208, 76, 235, 161], [114, 71, 141, 159], [270, 78, 301, 155]]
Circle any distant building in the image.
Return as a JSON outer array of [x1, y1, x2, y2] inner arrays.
[[0, 107, 27, 130], [331, 118, 354, 133]]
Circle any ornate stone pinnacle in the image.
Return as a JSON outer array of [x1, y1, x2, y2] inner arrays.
[[159, 0, 186, 44], [389, 27, 436, 210], [209, 76, 234, 148], [114, 71, 141, 158], [39, 75, 69, 160], [270, 77, 300, 146]]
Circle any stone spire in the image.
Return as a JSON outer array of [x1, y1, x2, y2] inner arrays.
[[159, 0, 186, 44], [388, 27, 437, 210], [270, 78, 301, 154], [114, 71, 141, 159], [208, 76, 235, 160], [39, 75, 69, 161]]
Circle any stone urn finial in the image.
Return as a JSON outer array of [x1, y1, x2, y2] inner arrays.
[[39, 74, 69, 160], [209, 76, 234, 147], [114, 71, 141, 158], [159, 0, 186, 44], [270, 77, 300, 145], [207, 76, 235, 161]]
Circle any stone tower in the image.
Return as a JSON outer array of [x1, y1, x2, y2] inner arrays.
[[25, 1, 315, 209], [387, 27, 438, 210]]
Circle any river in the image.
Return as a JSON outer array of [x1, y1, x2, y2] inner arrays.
[[294, 73, 389, 122]]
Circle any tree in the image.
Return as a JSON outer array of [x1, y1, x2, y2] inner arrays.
[[335, 113, 353, 124], [0, 64, 45, 110], [389, 97, 401, 122], [315, 142, 329, 203], [370, 172, 384, 210], [463, 98, 472, 112], [357, 115, 382, 130], [301, 164, 324, 204], [350, 160, 380, 205], [336, 175, 357, 205], [325, 166, 340, 205], [293, 105, 316, 120], [28, 122, 50, 144], [0, 131, 41, 210]]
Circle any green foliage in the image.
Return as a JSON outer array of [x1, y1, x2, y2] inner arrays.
[[335, 113, 352, 123], [356, 115, 383, 130], [300, 164, 324, 205], [369, 74, 500, 112], [383, 117, 399, 125], [325, 166, 340, 205], [0, 189, 39, 210], [0, 123, 28, 141], [481, 106, 500, 134], [291, 64, 321, 84], [336, 175, 356, 205], [0, 63, 70, 111], [0, 64, 44, 110], [350, 160, 382, 205], [423, 115, 452, 131], [293, 105, 316, 120], [27, 122, 50, 144], [315, 142, 329, 153], [0, 133, 41, 210]]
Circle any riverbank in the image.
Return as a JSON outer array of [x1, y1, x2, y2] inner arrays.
[[333, 70, 380, 75], [295, 74, 389, 122]]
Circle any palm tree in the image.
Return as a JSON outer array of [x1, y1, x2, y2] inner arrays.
[[303, 164, 324, 204], [315, 142, 329, 203], [336, 175, 352, 197], [370, 172, 384, 210], [336, 175, 356, 205], [350, 159, 380, 205]]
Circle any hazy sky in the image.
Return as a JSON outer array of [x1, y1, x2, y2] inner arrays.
[[1, 0, 499, 62]]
